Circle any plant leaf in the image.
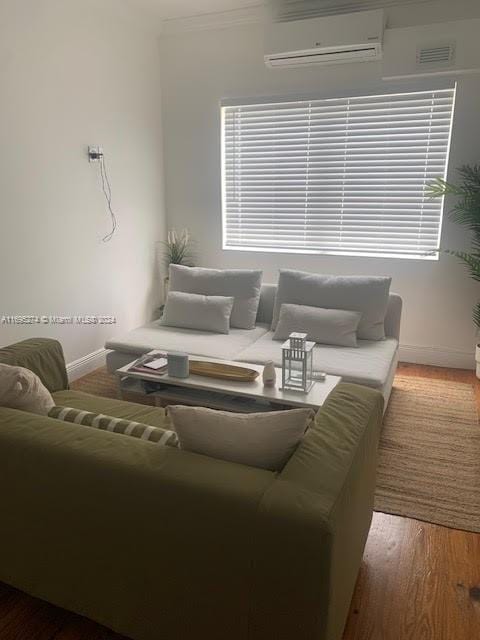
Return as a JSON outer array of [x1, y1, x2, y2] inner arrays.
[[445, 249, 480, 282], [473, 301, 480, 330]]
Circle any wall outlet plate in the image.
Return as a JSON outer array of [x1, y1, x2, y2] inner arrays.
[[88, 145, 103, 162]]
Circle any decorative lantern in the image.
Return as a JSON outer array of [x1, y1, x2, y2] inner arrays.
[[281, 332, 315, 393]]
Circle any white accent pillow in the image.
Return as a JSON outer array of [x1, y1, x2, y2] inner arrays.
[[168, 405, 314, 471], [162, 291, 234, 334], [272, 270, 391, 341], [273, 304, 362, 347], [169, 265, 263, 330], [0, 364, 55, 415]]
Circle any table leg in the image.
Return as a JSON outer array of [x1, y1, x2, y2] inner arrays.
[[116, 376, 124, 401]]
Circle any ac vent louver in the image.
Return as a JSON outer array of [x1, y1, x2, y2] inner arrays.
[[417, 43, 455, 67]]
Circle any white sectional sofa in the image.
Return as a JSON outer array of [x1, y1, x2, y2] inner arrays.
[[106, 283, 402, 405]]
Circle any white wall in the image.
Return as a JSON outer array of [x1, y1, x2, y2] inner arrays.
[[0, 0, 165, 372], [160, 3, 480, 369]]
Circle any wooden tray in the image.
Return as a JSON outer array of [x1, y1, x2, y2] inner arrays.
[[189, 360, 259, 382]]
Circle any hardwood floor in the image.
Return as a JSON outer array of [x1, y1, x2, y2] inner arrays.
[[0, 364, 478, 640], [343, 512, 480, 640]]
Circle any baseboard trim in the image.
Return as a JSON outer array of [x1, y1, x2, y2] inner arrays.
[[399, 344, 475, 370], [67, 348, 108, 382]]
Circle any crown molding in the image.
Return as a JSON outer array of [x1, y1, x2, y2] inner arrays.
[[161, 4, 264, 35]]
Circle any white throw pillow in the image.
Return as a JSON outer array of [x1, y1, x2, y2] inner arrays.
[[0, 363, 55, 415], [162, 291, 234, 334], [272, 270, 391, 341], [169, 265, 262, 330], [168, 405, 314, 471], [273, 304, 362, 347]]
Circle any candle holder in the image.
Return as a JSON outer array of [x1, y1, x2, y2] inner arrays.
[[281, 333, 315, 393]]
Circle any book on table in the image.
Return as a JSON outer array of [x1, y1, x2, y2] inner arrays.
[[128, 352, 168, 375]]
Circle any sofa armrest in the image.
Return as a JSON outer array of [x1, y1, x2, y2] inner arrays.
[[385, 293, 402, 340], [0, 338, 69, 392], [248, 383, 384, 640]]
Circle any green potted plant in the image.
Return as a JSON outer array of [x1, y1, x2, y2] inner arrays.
[[428, 165, 480, 376], [159, 229, 194, 300]]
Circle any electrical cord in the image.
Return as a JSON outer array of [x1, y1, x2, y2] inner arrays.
[[99, 155, 117, 242]]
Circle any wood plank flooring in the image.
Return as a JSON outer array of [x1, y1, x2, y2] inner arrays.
[[0, 363, 478, 640]]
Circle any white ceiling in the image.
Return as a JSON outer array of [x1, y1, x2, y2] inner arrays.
[[131, 0, 261, 21]]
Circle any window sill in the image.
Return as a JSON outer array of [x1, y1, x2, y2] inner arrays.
[[222, 245, 439, 261]]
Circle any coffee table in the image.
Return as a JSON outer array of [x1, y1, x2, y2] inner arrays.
[[115, 355, 341, 413]]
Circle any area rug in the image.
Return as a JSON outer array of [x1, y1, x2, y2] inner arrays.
[[375, 375, 480, 533], [72, 369, 480, 533]]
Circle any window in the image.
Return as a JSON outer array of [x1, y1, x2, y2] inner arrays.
[[221, 87, 456, 259]]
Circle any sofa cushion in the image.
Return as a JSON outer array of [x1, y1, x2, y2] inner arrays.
[[105, 321, 270, 361], [52, 390, 169, 428], [168, 405, 314, 471], [273, 304, 362, 347], [162, 291, 234, 334], [235, 332, 399, 389], [49, 406, 178, 446], [256, 283, 277, 325], [169, 265, 262, 330], [0, 364, 55, 415], [272, 270, 392, 340]]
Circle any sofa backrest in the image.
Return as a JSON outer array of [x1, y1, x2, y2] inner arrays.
[[255, 283, 278, 326], [256, 283, 402, 340]]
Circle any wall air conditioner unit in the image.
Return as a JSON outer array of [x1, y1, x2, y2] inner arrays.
[[264, 9, 384, 68]]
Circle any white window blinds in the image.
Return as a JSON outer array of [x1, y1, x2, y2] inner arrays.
[[222, 87, 456, 259]]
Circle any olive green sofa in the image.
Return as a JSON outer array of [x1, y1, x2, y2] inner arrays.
[[0, 338, 384, 640]]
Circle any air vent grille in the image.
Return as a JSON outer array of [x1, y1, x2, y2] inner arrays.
[[270, 0, 431, 21], [266, 44, 381, 67], [417, 43, 455, 67]]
